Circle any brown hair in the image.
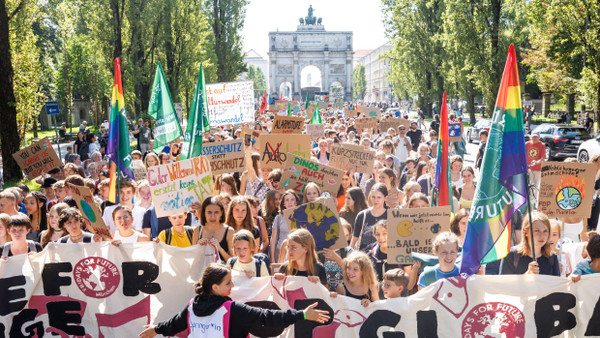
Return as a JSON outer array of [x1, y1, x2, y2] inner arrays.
[[200, 196, 226, 224], [226, 196, 255, 233], [383, 268, 409, 289], [40, 203, 69, 246], [519, 211, 552, 257], [450, 208, 470, 237], [58, 207, 84, 230], [282, 229, 319, 277], [194, 263, 230, 297], [343, 251, 379, 289], [0, 213, 11, 241], [232, 229, 258, 255]]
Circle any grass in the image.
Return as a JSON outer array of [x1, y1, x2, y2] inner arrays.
[[3, 177, 39, 191]]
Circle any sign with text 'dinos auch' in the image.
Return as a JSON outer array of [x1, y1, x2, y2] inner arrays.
[[329, 144, 375, 174], [388, 206, 452, 265], [538, 162, 596, 218], [259, 134, 311, 169], [281, 153, 344, 196], [202, 139, 245, 176], [147, 156, 213, 218], [206, 80, 254, 126]]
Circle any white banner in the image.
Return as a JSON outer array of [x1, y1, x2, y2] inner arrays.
[[2, 243, 600, 337], [207, 80, 255, 126]]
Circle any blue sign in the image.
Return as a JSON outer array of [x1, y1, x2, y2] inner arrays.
[[449, 123, 462, 138], [46, 101, 60, 115]]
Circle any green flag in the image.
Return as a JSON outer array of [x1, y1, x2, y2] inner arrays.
[[310, 102, 322, 124], [304, 93, 309, 110], [287, 102, 292, 116], [181, 63, 210, 160], [148, 62, 183, 151]]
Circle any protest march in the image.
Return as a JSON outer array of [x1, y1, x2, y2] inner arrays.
[[3, 42, 600, 338]]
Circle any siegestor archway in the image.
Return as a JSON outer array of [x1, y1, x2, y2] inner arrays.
[[329, 81, 344, 100], [279, 81, 293, 100], [268, 6, 353, 101]]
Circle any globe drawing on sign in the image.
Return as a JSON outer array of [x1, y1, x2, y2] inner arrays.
[[291, 202, 339, 250], [556, 187, 582, 210], [80, 200, 97, 222], [430, 223, 441, 234], [368, 110, 378, 117]]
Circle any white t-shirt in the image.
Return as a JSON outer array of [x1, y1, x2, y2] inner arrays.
[[394, 136, 411, 162], [102, 204, 146, 233]]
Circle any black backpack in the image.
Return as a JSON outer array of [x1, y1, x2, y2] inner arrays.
[[164, 226, 194, 245], [229, 254, 269, 277], [79, 141, 89, 160]]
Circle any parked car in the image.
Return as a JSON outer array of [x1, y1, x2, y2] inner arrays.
[[531, 124, 592, 160], [465, 119, 492, 143], [577, 135, 600, 163]]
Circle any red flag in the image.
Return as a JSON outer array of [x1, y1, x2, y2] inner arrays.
[[259, 91, 267, 114], [279, 93, 283, 101]]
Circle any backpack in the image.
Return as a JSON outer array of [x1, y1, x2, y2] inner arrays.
[[2, 241, 38, 257], [229, 254, 268, 277], [164, 226, 194, 246], [79, 141, 90, 160]]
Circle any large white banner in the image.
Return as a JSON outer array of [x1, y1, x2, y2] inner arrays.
[[2, 243, 600, 337], [206, 80, 254, 126]]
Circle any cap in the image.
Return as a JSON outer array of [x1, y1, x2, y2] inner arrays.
[[41, 177, 58, 188]]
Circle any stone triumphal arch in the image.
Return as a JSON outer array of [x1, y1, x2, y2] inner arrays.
[[268, 6, 353, 101]]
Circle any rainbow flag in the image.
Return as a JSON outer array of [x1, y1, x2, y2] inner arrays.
[[106, 58, 134, 203], [460, 44, 528, 275], [434, 91, 452, 210]]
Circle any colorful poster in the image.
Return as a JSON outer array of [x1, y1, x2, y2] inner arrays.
[[357, 106, 381, 119], [206, 80, 254, 126], [387, 206, 452, 265], [538, 162, 596, 218], [67, 183, 113, 240], [281, 153, 344, 196], [12, 138, 62, 178], [354, 117, 378, 130], [329, 144, 376, 173], [271, 116, 305, 134], [202, 139, 245, 176], [147, 156, 213, 217], [449, 123, 462, 142], [283, 197, 346, 251], [259, 134, 311, 169]]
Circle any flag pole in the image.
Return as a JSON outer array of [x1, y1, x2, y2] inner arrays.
[[525, 167, 536, 261]]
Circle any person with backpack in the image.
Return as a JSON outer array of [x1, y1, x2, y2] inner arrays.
[[156, 211, 195, 248], [226, 230, 269, 278], [193, 196, 235, 262], [0, 214, 42, 258]]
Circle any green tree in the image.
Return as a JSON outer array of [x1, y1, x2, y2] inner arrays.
[[353, 64, 366, 100], [246, 65, 266, 98], [204, 0, 248, 82]]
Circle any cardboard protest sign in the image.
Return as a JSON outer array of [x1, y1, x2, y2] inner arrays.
[[449, 123, 462, 142], [344, 108, 358, 118], [355, 117, 378, 130], [357, 106, 381, 119], [388, 206, 452, 264], [271, 116, 305, 134], [259, 134, 311, 169], [283, 197, 347, 251], [67, 183, 112, 240], [131, 160, 147, 181], [538, 162, 596, 218], [147, 156, 213, 217], [12, 138, 62, 178], [306, 123, 325, 138], [379, 118, 411, 133], [202, 139, 245, 176], [306, 103, 317, 119], [329, 144, 376, 173], [206, 80, 254, 126], [87, 160, 108, 178], [281, 153, 344, 196]]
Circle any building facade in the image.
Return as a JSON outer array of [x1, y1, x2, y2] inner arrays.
[[356, 43, 393, 103]]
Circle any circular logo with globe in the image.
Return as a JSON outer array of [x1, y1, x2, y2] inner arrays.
[[291, 202, 339, 250], [73, 257, 120, 298], [80, 200, 96, 222], [556, 186, 582, 210], [462, 302, 525, 338]]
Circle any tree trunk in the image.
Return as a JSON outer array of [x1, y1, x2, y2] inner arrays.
[[111, 0, 124, 61], [595, 83, 600, 136], [542, 92, 552, 118], [468, 81, 476, 125], [566, 93, 575, 121], [0, 0, 23, 182]]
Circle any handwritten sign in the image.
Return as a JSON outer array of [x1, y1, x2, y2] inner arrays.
[[131, 160, 147, 182], [271, 116, 305, 134], [344, 108, 358, 118], [306, 103, 317, 119], [449, 123, 462, 142], [206, 80, 254, 126], [357, 106, 381, 119], [281, 153, 344, 196], [306, 124, 325, 139], [12, 138, 62, 178], [87, 161, 108, 178], [379, 118, 411, 133], [355, 117, 378, 130], [329, 144, 375, 173], [538, 162, 596, 218], [67, 183, 112, 240], [283, 197, 346, 251], [202, 139, 245, 176], [388, 206, 451, 265], [259, 134, 311, 169], [147, 156, 214, 218]]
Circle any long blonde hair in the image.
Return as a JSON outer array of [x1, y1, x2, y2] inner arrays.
[[519, 211, 552, 258], [284, 229, 318, 276], [343, 251, 378, 289]]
